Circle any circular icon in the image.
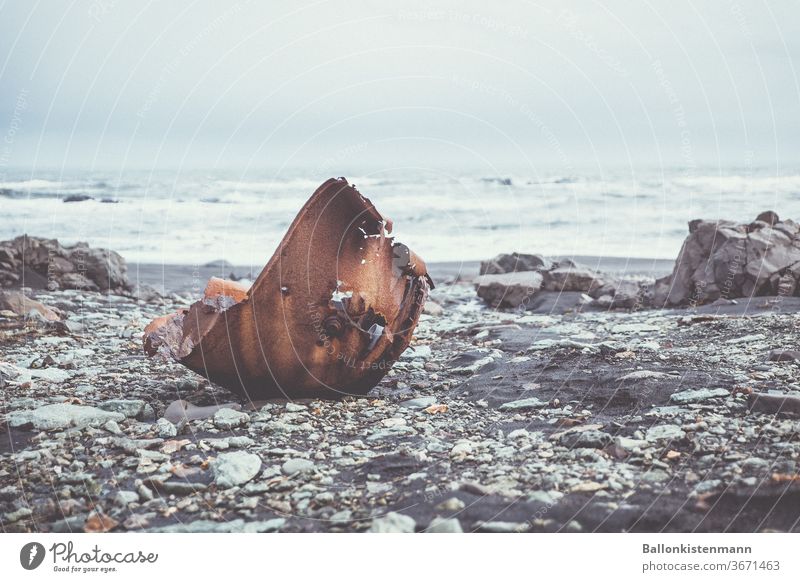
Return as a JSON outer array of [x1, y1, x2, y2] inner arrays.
[[20, 542, 46, 570]]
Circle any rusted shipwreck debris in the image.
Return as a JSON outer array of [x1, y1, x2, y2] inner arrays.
[[143, 178, 432, 399]]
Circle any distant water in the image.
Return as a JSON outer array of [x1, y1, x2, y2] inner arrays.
[[1, 168, 798, 266]]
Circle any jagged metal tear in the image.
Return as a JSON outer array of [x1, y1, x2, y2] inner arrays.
[[143, 178, 432, 400]]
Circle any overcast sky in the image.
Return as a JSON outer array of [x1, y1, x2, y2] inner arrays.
[[1, 0, 798, 172]]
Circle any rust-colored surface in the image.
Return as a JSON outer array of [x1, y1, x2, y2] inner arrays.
[[143, 178, 432, 400]]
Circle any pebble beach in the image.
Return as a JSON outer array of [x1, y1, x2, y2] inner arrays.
[[3, 263, 800, 533]]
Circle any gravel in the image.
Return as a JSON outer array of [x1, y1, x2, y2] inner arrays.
[[3, 283, 800, 532]]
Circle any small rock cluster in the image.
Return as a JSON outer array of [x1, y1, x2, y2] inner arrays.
[[0, 235, 130, 293], [476, 211, 800, 311], [475, 253, 647, 310]]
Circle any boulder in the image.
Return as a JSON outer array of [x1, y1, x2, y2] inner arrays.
[[0, 290, 60, 320], [479, 252, 550, 275], [653, 211, 800, 307], [474, 271, 543, 308], [0, 235, 130, 293], [542, 265, 604, 293]]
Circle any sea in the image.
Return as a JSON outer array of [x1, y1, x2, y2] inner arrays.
[[1, 167, 798, 267]]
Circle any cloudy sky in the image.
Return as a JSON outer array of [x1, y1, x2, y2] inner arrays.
[[0, 0, 798, 171]]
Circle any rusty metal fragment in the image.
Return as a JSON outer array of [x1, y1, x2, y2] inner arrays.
[[144, 178, 432, 400]]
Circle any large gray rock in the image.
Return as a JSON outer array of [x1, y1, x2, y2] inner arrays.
[[653, 212, 800, 307], [479, 252, 551, 275], [0, 235, 130, 292], [542, 265, 605, 293], [7, 404, 125, 431], [474, 271, 543, 308]]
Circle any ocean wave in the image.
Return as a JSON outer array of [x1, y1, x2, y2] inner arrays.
[[0, 179, 65, 190]]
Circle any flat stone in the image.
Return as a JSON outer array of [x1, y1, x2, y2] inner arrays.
[[8, 404, 125, 431], [113, 491, 139, 507], [157, 481, 208, 495], [212, 451, 262, 488], [725, 334, 766, 345], [213, 407, 250, 430], [527, 490, 564, 505], [474, 271, 544, 308], [281, 458, 315, 476], [646, 424, 686, 442], [558, 429, 612, 449], [99, 399, 145, 418], [369, 511, 416, 533], [450, 441, 473, 460], [155, 418, 177, 437], [670, 388, 729, 404], [436, 497, 466, 512], [427, 517, 463, 533], [499, 397, 548, 411], [399, 396, 437, 409], [401, 345, 432, 360]]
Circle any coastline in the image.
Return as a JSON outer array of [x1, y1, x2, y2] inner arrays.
[[131, 256, 676, 295]]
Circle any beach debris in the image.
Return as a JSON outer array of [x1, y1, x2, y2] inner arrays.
[[653, 211, 800, 307], [0, 235, 130, 292], [143, 178, 432, 399]]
